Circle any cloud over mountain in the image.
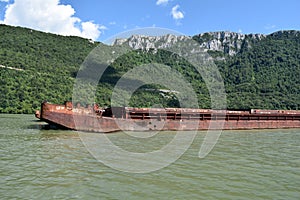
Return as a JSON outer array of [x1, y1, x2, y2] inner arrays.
[[0, 0, 105, 40], [171, 5, 184, 20]]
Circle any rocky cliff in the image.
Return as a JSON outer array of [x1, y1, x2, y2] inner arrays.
[[113, 34, 190, 50], [194, 32, 265, 56], [113, 31, 266, 57]]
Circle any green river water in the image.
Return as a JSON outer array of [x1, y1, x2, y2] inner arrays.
[[1, 114, 299, 199]]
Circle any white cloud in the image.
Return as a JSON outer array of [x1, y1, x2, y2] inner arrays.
[[265, 24, 276, 30], [171, 5, 184, 20], [81, 22, 106, 41], [156, 0, 169, 6], [0, 0, 104, 40]]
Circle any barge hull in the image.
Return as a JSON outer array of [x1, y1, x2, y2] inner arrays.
[[37, 102, 300, 133]]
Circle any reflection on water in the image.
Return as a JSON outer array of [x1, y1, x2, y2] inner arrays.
[[1, 114, 300, 199]]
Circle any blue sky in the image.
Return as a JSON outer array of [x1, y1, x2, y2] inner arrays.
[[0, 0, 299, 41]]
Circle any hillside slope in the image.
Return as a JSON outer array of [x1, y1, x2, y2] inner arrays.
[[0, 24, 299, 113], [0, 24, 98, 113], [219, 31, 300, 109]]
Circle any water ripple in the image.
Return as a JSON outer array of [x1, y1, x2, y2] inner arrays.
[[1, 115, 300, 199]]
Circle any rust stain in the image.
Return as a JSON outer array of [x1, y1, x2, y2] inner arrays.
[[37, 101, 300, 133]]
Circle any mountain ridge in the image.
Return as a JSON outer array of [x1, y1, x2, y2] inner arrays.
[[113, 31, 266, 57], [113, 30, 299, 58], [0, 24, 299, 113]]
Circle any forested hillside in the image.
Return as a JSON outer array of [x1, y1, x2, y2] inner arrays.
[[0, 24, 299, 113], [212, 31, 300, 109], [0, 24, 98, 113]]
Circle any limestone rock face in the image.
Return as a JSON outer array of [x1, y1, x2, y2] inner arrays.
[[113, 31, 266, 57], [114, 34, 191, 50]]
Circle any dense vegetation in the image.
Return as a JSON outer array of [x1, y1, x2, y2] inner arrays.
[[209, 31, 300, 110], [0, 24, 299, 113], [0, 24, 98, 113]]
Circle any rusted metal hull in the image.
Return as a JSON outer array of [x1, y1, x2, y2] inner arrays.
[[37, 102, 300, 133]]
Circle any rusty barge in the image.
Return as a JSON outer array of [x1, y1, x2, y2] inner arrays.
[[35, 101, 300, 133]]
